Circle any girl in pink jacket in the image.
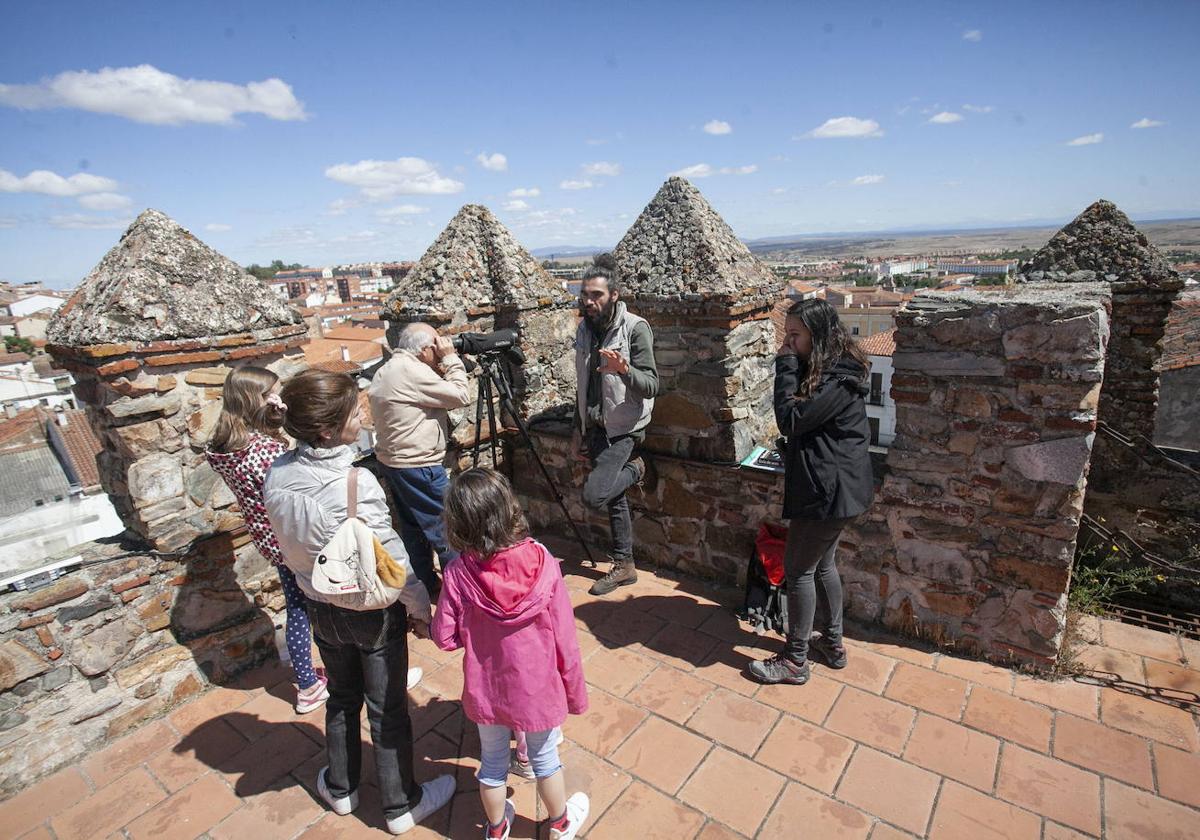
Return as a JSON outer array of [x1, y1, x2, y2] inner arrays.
[[432, 468, 589, 840]]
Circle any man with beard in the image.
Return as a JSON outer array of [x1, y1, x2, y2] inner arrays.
[[572, 253, 659, 596]]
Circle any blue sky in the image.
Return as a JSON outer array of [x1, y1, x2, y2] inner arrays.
[[1, 0, 1197, 287]]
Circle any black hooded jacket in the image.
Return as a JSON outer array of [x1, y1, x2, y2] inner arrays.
[[774, 354, 874, 520]]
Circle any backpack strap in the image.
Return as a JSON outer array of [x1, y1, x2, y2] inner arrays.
[[346, 466, 359, 520]]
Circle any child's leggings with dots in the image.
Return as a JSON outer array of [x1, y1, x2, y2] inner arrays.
[[276, 564, 319, 689]]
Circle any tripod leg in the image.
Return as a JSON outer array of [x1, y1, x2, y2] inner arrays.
[[486, 366, 598, 567], [484, 364, 499, 469], [472, 369, 485, 468]]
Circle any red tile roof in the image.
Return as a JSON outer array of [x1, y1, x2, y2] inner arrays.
[[54, 410, 102, 488], [311, 359, 362, 374], [1157, 292, 1200, 372], [858, 328, 897, 357]]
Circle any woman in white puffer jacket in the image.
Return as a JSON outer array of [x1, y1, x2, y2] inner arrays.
[[262, 369, 454, 835]]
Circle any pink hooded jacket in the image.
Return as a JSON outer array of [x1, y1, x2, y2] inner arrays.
[[431, 538, 588, 731]]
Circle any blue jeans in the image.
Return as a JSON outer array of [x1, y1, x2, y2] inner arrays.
[[307, 599, 422, 820], [381, 464, 458, 594], [477, 725, 562, 788]]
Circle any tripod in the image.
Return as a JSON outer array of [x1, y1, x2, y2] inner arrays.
[[467, 351, 598, 566]]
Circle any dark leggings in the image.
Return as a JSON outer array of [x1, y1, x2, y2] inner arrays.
[[782, 517, 852, 663]]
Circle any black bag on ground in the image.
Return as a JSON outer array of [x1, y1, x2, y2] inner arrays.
[[740, 523, 788, 635]]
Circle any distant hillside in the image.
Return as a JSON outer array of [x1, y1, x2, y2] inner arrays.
[[530, 245, 609, 258]]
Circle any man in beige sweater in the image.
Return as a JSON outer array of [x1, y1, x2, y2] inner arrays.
[[369, 322, 471, 594]]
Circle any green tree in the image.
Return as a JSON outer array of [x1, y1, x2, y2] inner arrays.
[[4, 336, 35, 354]]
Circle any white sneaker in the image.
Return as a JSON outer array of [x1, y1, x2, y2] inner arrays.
[[386, 774, 456, 834], [316, 766, 358, 816], [549, 792, 589, 840], [407, 667, 423, 690], [483, 799, 515, 840], [296, 674, 330, 714]]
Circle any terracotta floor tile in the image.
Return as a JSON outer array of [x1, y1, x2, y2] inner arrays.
[[587, 602, 669, 648], [962, 687, 1053, 753], [584, 645, 658, 697], [678, 747, 785, 837], [209, 783, 324, 840], [855, 638, 939, 669], [902, 713, 1000, 792], [693, 644, 766, 697], [414, 729, 478, 793], [1052, 712, 1153, 788], [408, 687, 460, 739], [823, 645, 897, 693], [1180, 635, 1200, 668], [644, 592, 722, 630], [754, 714, 854, 792], [825, 686, 917, 755], [639, 622, 720, 671], [50, 768, 167, 840], [296, 810, 391, 840], [124, 773, 241, 840], [147, 717, 248, 792], [928, 780, 1040, 840], [626, 665, 716, 724], [869, 825, 917, 840], [610, 716, 712, 795], [1153, 742, 1200, 808], [221, 723, 322, 797], [168, 685, 257, 735], [79, 720, 175, 788], [1041, 821, 1093, 840], [695, 608, 767, 647], [573, 628, 603, 658], [884, 662, 969, 721], [995, 745, 1101, 835], [558, 743, 632, 826], [695, 820, 746, 839], [1100, 620, 1184, 664], [406, 634, 461, 665], [224, 688, 302, 742], [0, 766, 92, 839], [15, 826, 54, 840], [754, 672, 844, 723], [759, 781, 872, 840], [1104, 778, 1200, 840], [563, 689, 648, 756], [422, 659, 465, 701], [1012, 675, 1098, 720], [1099, 688, 1200, 750], [687, 689, 779, 756], [1074, 644, 1147, 684], [588, 780, 706, 840], [835, 746, 940, 835], [934, 655, 1015, 693], [1143, 657, 1200, 698]]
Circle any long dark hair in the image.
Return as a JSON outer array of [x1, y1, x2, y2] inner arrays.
[[444, 467, 529, 559], [786, 298, 869, 397]]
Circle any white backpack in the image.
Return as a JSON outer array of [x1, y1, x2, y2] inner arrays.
[[311, 467, 406, 611]]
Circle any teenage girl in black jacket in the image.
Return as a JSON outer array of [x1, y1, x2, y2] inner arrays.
[[750, 298, 874, 685]]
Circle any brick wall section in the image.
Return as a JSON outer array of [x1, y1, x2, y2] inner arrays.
[[47, 328, 309, 551], [0, 531, 283, 796]]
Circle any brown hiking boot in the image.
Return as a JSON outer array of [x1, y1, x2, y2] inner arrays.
[[589, 556, 638, 596]]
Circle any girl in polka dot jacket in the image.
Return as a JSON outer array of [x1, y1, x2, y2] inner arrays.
[[206, 366, 330, 713]]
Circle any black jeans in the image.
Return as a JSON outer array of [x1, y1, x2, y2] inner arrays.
[[306, 599, 422, 820], [782, 517, 851, 664], [582, 429, 639, 561]]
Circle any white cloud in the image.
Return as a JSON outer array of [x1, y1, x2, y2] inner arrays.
[[929, 111, 964, 124], [332, 230, 381, 244], [0, 217, 17, 228], [962, 104, 994, 113], [476, 152, 508, 172], [802, 116, 883, 139], [963, 29, 983, 42], [0, 168, 118, 196], [376, 204, 429, 218], [503, 199, 529, 211], [1067, 133, 1104, 146], [326, 198, 359, 216], [508, 187, 541, 198], [582, 161, 622, 177], [1131, 117, 1164, 129], [560, 179, 595, 190], [703, 119, 732, 135], [669, 163, 714, 178], [325, 158, 464, 199], [720, 164, 758, 175], [77, 192, 132, 210], [771, 187, 789, 195], [205, 223, 232, 232], [851, 174, 885, 186], [0, 64, 306, 125], [48, 213, 133, 230]]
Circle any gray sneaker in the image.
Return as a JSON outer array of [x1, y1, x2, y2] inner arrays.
[[810, 637, 848, 669], [748, 654, 811, 685]]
